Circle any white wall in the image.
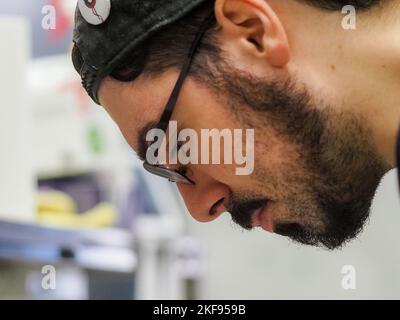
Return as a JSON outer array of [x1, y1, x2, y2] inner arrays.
[[186, 170, 400, 299]]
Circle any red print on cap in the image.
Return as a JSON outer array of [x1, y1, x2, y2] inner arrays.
[[78, 0, 111, 26]]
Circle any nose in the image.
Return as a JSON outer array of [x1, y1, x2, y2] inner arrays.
[[176, 173, 231, 223]]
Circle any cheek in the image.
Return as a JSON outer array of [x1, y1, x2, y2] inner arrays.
[[176, 79, 308, 195], [177, 78, 238, 130], [252, 132, 310, 194]]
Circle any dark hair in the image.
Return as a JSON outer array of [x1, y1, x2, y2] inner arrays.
[[110, 1, 218, 82], [110, 0, 380, 82], [300, 0, 379, 10]]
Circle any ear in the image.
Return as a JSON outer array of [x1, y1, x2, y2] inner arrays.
[[214, 0, 290, 67]]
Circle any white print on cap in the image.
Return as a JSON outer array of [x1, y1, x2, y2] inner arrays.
[[78, 0, 111, 26]]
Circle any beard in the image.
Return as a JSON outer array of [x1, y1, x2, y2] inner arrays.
[[195, 58, 388, 250]]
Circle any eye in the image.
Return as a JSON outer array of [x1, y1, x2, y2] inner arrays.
[[176, 141, 184, 151], [173, 141, 189, 176], [176, 166, 188, 176]]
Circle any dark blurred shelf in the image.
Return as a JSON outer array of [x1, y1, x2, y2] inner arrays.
[[0, 220, 136, 273]]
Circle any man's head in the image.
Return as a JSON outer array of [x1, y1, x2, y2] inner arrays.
[[74, 0, 391, 250]]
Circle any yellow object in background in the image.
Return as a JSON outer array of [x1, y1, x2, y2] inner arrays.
[[36, 191, 117, 229], [37, 191, 77, 214]]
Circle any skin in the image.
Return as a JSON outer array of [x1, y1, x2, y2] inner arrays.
[[98, 0, 400, 248]]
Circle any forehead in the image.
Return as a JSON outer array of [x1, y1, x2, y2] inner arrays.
[[97, 71, 178, 151]]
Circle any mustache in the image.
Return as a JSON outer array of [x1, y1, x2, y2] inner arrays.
[[225, 197, 269, 230]]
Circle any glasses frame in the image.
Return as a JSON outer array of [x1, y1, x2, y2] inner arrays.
[[142, 12, 215, 185]]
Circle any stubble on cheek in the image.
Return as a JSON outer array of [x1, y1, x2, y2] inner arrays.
[[252, 134, 329, 232]]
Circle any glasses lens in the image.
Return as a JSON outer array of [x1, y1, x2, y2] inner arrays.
[[143, 162, 194, 185]]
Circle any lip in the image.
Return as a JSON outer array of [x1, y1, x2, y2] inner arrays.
[[251, 203, 274, 233]]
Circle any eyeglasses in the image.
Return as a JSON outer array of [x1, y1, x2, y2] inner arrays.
[[142, 12, 215, 185]]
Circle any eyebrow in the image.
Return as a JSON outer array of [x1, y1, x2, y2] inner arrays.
[[137, 122, 158, 162], [137, 120, 187, 162]]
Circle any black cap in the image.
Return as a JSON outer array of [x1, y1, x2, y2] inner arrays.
[[72, 0, 209, 104]]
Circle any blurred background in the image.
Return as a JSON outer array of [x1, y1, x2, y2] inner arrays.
[[0, 0, 399, 300]]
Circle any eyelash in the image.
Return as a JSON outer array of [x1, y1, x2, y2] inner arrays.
[[176, 166, 188, 176], [176, 142, 188, 176]]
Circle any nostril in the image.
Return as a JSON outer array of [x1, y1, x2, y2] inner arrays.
[[209, 198, 225, 216]]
